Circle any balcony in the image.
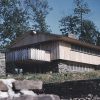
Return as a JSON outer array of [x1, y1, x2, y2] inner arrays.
[[6, 48, 50, 62]]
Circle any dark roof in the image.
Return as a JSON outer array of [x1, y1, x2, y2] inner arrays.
[[8, 31, 61, 48], [8, 31, 100, 51], [59, 36, 100, 50]]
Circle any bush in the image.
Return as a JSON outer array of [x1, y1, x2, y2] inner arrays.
[[1, 71, 100, 83]]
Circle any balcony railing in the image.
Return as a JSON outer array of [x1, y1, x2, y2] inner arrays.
[[6, 48, 50, 62]]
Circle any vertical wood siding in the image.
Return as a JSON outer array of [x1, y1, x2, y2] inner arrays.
[[6, 48, 50, 62], [39, 41, 59, 60], [58, 41, 100, 65]]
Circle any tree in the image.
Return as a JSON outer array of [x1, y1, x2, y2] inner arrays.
[[79, 20, 99, 44], [59, 15, 80, 35], [0, 0, 52, 48], [74, 0, 90, 34], [95, 32, 100, 46], [25, 0, 52, 32], [59, 0, 90, 36], [0, 0, 29, 47]]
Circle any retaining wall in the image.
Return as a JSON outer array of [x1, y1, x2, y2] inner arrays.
[[0, 79, 60, 100], [43, 79, 100, 99], [0, 52, 6, 76]]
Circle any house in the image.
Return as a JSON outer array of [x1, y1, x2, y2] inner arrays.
[[0, 49, 6, 75], [6, 31, 100, 73]]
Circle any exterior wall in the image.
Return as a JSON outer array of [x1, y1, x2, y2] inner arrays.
[[0, 52, 6, 76], [58, 41, 100, 65], [6, 48, 50, 62], [58, 63, 94, 73], [30, 48, 50, 61], [10, 32, 100, 66], [10, 41, 59, 61], [6, 41, 60, 74], [8, 31, 100, 73], [38, 41, 59, 60]]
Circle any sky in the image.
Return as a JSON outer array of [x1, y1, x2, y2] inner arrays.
[[46, 0, 100, 34]]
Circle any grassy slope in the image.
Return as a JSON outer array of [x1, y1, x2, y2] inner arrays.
[[1, 70, 100, 83]]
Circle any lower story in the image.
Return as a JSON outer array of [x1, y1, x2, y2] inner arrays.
[[6, 59, 99, 74]]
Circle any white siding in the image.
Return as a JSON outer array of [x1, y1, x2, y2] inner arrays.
[[58, 42, 100, 65]]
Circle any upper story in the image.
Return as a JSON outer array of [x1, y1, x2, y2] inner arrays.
[[6, 31, 100, 65]]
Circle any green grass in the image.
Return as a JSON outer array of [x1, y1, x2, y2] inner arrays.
[[1, 70, 100, 83]]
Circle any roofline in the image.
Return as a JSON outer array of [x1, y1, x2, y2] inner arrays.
[[10, 39, 100, 52], [7, 31, 62, 48], [8, 31, 100, 51], [59, 36, 100, 51]]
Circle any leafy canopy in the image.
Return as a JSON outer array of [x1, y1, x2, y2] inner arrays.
[[0, 0, 29, 47], [25, 0, 52, 32]]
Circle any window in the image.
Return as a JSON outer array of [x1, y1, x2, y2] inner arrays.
[[67, 63, 94, 72], [71, 44, 100, 56]]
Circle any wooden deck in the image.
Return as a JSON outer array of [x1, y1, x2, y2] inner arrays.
[[6, 48, 50, 62]]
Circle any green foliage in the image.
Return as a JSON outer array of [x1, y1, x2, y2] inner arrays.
[[59, 0, 91, 36], [59, 0, 100, 46], [74, 0, 91, 39], [1, 71, 100, 83], [0, 0, 29, 47], [74, 0, 90, 16], [0, 0, 52, 48], [25, 0, 52, 32], [95, 32, 100, 46], [59, 15, 80, 35], [79, 20, 99, 44]]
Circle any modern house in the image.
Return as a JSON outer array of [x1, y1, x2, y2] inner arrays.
[[6, 31, 100, 73]]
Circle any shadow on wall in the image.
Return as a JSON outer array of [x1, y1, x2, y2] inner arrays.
[[6, 61, 55, 74]]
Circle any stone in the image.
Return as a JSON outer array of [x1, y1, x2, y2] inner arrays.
[[13, 95, 60, 100], [0, 79, 60, 100], [0, 79, 20, 98], [13, 80, 43, 90], [20, 89, 37, 96], [58, 63, 69, 73], [0, 81, 8, 91], [13, 95, 34, 100], [0, 98, 11, 100], [0, 52, 6, 76], [0, 91, 8, 98], [36, 95, 60, 100], [0, 79, 15, 88]]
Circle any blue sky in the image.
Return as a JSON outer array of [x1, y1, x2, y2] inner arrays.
[[46, 0, 100, 34]]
